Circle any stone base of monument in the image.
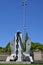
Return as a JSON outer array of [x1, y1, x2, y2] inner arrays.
[[23, 52, 33, 62], [6, 53, 33, 63], [6, 54, 16, 62]]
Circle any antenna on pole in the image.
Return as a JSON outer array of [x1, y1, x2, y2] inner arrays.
[[22, 0, 27, 41]]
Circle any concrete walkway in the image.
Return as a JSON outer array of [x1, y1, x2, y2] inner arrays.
[[0, 61, 31, 64]]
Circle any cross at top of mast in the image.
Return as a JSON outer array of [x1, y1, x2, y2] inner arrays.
[[22, 0, 27, 6]]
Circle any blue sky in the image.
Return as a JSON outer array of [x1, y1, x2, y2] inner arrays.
[[0, 0, 43, 47]]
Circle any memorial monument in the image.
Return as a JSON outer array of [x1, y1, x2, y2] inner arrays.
[[6, 0, 33, 63], [6, 31, 33, 62]]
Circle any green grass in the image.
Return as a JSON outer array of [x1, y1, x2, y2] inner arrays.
[[0, 63, 43, 65]]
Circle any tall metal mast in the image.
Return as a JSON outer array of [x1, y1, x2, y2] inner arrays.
[[22, 0, 27, 39]]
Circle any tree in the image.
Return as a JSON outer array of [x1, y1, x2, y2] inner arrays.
[[5, 42, 11, 54], [31, 42, 43, 51]]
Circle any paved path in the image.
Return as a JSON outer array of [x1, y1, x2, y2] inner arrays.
[[0, 61, 31, 64]]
